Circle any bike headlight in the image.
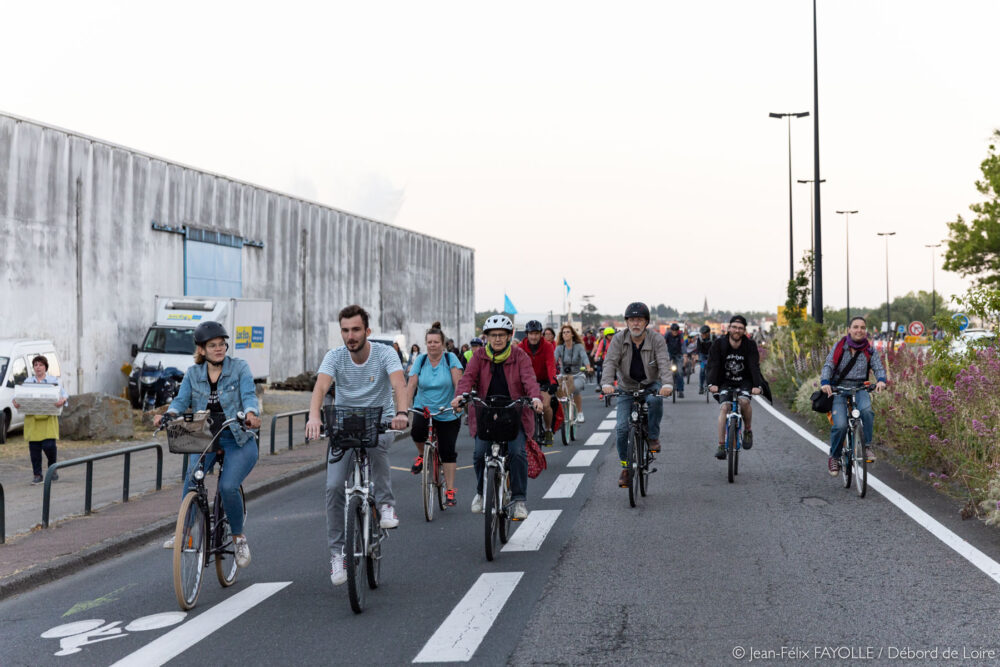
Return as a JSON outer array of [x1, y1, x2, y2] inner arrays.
[[670, 364, 677, 372], [631, 410, 639, 420], [851, 409, 861, 418], [194, 469, 205, 481], [141, 376, 156, 385]]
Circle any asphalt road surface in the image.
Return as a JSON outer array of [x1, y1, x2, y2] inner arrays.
[[3, 381, 1000, 666]]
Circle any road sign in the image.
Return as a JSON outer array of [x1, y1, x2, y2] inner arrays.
[[908, 321, 925, 336], [897, 324, 906, 335], [953, 312, 970, 331]]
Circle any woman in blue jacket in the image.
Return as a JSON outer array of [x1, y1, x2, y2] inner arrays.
[[154, 321, 261, 568]]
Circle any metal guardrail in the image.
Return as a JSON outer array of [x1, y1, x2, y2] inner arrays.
[[42, 443, 163, 528], [269, 410, 309, 455], [1, 482, 5, 544]]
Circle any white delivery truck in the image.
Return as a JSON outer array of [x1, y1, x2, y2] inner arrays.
[[127, 296, 272, 409]]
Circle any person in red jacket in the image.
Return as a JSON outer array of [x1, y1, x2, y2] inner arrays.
[[518, 319, 558, 445], [452, 314, 543, 520]]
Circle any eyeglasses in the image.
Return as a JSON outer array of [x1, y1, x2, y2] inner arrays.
[[486, 332, 508, 340]]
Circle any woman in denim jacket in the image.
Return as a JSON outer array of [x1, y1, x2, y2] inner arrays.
[[154, 321, 261, 568]]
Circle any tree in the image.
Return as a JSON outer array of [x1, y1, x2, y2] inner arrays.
[[943, 129, 1000, 287], [783, 252, 812, 328]]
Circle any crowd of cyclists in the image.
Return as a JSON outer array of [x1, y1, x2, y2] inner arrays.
[[158, 302, 886, 589]]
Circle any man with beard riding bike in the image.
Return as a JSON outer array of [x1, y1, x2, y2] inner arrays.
[[706, 315, 763, 460]]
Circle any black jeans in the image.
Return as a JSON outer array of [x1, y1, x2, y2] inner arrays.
[[29, 438, 57, 476]]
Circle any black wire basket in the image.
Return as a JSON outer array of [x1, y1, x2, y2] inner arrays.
[[165, 412, 216, 454], [322, 405, 384, 449], [475, 396, 521, 442]]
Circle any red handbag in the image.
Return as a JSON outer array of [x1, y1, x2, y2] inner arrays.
[[527, 437, 548, 478]]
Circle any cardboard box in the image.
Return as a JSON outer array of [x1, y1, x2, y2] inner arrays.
[[14, 383, 64, 416]]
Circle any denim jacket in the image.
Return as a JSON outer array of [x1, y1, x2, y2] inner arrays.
[[167, 356, 260, 446]]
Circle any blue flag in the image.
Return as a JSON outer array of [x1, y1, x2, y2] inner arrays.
[[563, 278, 571, 294], [504, 294, 518, 315]]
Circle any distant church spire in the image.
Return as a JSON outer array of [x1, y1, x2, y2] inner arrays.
[[703, 296, 708, 317]]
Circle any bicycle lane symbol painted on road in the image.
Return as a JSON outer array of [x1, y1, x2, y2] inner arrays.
[[40, 612, 187, 657]]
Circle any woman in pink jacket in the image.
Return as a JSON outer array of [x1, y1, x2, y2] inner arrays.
[[452, 314, 542, 521]]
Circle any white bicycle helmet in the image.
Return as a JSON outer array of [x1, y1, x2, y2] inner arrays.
[[483, 314, 514, 333]]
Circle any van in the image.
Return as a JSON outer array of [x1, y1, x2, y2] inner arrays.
[[0, 339, 63, 443]]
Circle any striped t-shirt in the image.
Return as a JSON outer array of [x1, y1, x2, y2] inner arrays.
[[317, 342, 403, 417]]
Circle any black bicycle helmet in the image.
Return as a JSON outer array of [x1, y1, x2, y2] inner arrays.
[[193, 321, 229, 345], [525, 320, 544, 332], [700, 325, 711, 335], [624, 302, 650, 321], [669, 323, 680, 331]]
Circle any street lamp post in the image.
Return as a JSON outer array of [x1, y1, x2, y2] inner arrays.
[[797, 178, 826, 314], [877, 232, 896, 336], [925, 243, 942, 322], [770, 111, 810, 282], [836, 210, 858, 326]]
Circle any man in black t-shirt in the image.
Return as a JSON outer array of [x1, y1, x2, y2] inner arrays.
[[706, 315, 763, 460]]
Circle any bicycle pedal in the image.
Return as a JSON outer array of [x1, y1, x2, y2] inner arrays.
[[649, 467, 658, 474]]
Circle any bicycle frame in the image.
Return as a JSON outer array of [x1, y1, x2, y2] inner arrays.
[[720, 389, 750, 454]]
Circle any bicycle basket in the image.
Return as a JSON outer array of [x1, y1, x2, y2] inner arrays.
[[165, 411, 217, 454], [475, 396, 521, 442], [322, 405, 383, 448]]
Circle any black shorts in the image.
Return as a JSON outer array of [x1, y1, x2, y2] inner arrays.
[[410, 413, 461, 463], [714, 382, 754, 404]]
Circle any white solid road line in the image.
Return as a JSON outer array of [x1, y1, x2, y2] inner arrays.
[[543, 473, 585, 499], [413, 572, 524, 663], [110, 582, 291, 667], [503, 510, 562, 552], [584, 432, 612, 446], [756, 398, 1000, 585], [567, 449, 600, 467], [598, 420, 616, 431]]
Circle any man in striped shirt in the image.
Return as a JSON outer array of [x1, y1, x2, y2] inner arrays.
[[306, 305, 411, 587]]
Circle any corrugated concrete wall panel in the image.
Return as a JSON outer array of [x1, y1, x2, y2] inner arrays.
[[0, 113, 474, 396]]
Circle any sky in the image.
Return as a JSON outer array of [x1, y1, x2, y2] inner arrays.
[[4, 0, 997, 317]]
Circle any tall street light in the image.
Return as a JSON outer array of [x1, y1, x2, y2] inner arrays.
[[769, 111, 810, 282], [836, 210, 858, 326], [877, 232, 896, 336], [797, 178, 826, 311], [925, 243, 942, 322]]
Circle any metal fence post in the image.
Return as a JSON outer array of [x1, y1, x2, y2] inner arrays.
[[288, 413, 293, 451], [123, 451, 131, 502], [85, 461, 93, 515], [270, 416, 278, 455], [0, 482, 5, 544], [155, 446, 163, 491]]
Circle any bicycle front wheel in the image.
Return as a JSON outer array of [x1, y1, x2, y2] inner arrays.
[[213, 487, 241, 587], [726, 419, 737, 484], [484, 466, 500, 561], [498, 472, 512, 544], [841, 435, 853, 489], [560, 406, 570, 446], [422, 443, 435, 522], [853, 422, 867, 498], [637, 435, 648, 497], [345, 495, 367, 613], [173, 491, 206, 610], [366, 502, 381, 589], [627, 429, 638, 507]]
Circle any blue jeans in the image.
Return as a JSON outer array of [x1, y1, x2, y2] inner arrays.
[[670, 355, 684, 392], [698, 359, 708, 390], [474, 428, 527, 502], [615, 382, 663, 462], [183, 432, 258, 535], [829, 390, 874, 457]]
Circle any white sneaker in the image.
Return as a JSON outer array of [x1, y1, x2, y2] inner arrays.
[[512, 501, 528, 521], [471, 494, 483, 513], [162, 536, 174, 549], [330, 554, 347, 586], [576, 413, 585, 424], [379, 504, 399, 529], [234, 535, 251, 568]]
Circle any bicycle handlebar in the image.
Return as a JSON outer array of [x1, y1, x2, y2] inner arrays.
[[458, 391, 535, 410], [831, 382, 881, 395], [606, 386, 659, 399], [408, 406, 455, 418], [156, 410, 257, 435]]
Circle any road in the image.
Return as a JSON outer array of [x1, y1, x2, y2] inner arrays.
[[3, 378, 1000, 666]]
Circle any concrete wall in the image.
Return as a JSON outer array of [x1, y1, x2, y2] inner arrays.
[[0, 113, 474, 395]]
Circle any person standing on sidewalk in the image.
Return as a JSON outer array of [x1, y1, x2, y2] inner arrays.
[[305, 304, 410, 588], [154, 321, 261, 568], [13, 355, 68, 484]]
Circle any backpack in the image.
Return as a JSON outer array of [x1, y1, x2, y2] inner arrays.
[[412, 353, 456, 381]]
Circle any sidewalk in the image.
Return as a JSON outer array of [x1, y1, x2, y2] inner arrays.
[[0, 392, 317, 600]]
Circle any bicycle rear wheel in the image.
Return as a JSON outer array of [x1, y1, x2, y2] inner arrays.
[[727, 419, 737, 484], [435, 448, 447, 510], [173, 492, 206, 610], [627, 429, 638, 507], [422, 443, 435, 522], [366, 502, 381, 589], [853, 422, 867, 498], [345, 495, 367, 613], [499, 472, 512, 543], [484, 465, 500, 561], [213, 487, 241, 587]]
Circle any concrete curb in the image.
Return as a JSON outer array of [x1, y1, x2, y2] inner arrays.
[[0, 459, 325, 601]]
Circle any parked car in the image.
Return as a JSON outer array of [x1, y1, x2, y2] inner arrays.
[[0, 339, 63, 443], [950, 328, 996, 355]]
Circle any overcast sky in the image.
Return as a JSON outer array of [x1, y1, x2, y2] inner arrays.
[[5, 1, 997, 317]]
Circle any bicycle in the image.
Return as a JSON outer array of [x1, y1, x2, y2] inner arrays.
[[556, 364, 582, 446], [408, 406, 454, 521], [669, 360, 681, 403], [161, 411, 255, 611], [713, 386, 751, 484], [607, 386, 659, 507], [323, 405, 394, 614], [701, 359, 710, 403], [831, 383, 876, 498], [458, 392, 533, 561]]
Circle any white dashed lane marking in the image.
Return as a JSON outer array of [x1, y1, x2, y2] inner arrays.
[[584, 432, 612, 446], [597, 420, 616, 431], [503, 510, 562, 552], [567, 449, 600, 467], [413, 572, 524, 663], [543, 473, 585, 499]]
